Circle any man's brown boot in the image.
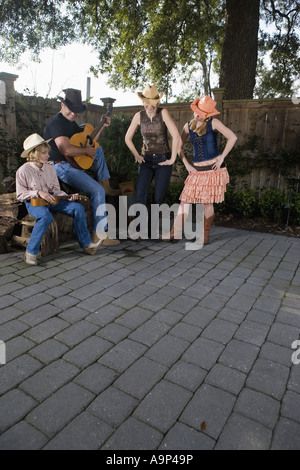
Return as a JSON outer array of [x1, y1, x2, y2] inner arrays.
[[84, 239, 104, 255], [92, 232, 120, 246], [99, 179, 121, 196]]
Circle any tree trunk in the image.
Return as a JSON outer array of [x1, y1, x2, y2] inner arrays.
[[219, 0, 260, 99]]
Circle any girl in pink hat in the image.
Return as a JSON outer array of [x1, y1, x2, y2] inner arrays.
[[161, 95, 237, 244]]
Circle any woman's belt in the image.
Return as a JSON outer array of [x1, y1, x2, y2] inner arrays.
[[193, 164, 214, 171], [144, 152, 171, 158], [192, 162, 226, 172]]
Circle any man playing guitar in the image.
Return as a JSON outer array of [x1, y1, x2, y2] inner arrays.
[[43, 88, 120, 246]]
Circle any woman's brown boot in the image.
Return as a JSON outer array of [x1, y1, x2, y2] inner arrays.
[[204, 214, 215, 244]]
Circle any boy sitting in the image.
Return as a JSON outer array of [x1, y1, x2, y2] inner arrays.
[[16, 134, 103, 265]]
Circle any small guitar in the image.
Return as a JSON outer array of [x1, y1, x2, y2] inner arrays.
[[30, 195, 89, 207], [69, 104, 113, 170]]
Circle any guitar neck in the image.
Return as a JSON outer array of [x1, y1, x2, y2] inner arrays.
[[30, 195, 89, 206], [90, 116, 107, 141], [89, 105, 113, 141]]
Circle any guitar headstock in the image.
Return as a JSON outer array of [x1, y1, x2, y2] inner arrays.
[[97, 103, 113, 129], [106, 104, 113, 117]]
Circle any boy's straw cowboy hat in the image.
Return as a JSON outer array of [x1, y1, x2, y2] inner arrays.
[[21, 134, 52, 158]]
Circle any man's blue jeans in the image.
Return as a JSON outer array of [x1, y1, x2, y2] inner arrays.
[[54, 146, 110, 233], [25, 199, 92, 255]]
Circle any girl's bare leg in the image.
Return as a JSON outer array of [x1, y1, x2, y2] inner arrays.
[[160, 201, 190, 240]]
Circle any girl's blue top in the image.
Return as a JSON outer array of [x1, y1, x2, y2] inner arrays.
[[188, 118, 220, 163]]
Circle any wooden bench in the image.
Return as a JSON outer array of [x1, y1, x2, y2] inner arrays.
[[13, 215, 59, 256]]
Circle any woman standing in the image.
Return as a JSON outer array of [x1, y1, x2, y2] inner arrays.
[[161, 95, 237, 244], [125, 84, 180, 238]]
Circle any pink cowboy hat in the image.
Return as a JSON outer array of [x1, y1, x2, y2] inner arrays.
[[190, 95, 220, 119]]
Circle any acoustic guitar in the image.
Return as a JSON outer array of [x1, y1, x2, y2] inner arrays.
[[69, 104, 113, 170], [30, 195, 88, 207]]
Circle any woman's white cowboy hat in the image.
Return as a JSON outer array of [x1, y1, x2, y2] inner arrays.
[[21, 133, 52, 158], [137, 84, 164, 105], [190, 95, 220, 119]]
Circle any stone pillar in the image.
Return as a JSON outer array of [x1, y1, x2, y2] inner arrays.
[[212, 87, 225, 117], [0, 72, 19, 180], [0, 72, 19, 131]]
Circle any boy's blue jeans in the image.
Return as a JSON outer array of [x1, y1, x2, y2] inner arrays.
[[25, 199, 92, 255], [54, 146, 110, 233]]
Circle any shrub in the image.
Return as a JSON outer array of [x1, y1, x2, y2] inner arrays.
[[215, 187, 238, 214], [288, 192, 300, 225], [216, 188, 259, 218], [258, 188, 286, 223], [0, 127, 20, 182], [235, 189, 259, 218], [100, 113, 143, 184]]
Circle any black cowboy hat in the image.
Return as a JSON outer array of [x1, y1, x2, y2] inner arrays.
[[58, 88, 87, 114]]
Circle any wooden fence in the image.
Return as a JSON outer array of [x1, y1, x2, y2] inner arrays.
[[111, 96, 300, 190], [0, 72, 299, 191], [223, 99, 299, 152]]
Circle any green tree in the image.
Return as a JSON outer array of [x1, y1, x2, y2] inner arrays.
[[82, 0, 225, 99], [0, 0, 77, 63], [219, 0, 260, 99], [255, 0, 300, 98], [0, 0, 299, 99]]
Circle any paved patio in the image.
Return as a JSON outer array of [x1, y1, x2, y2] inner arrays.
[[0, 225, 300, 450]]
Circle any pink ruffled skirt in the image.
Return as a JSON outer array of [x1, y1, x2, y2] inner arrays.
[[180, 167, 230, 204]]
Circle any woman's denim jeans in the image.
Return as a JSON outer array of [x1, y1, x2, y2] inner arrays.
[[54, 146, 110, 233], [136, 153, 173, 206], [25, 199, 92, 255], [135, 153, 173, 235]]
